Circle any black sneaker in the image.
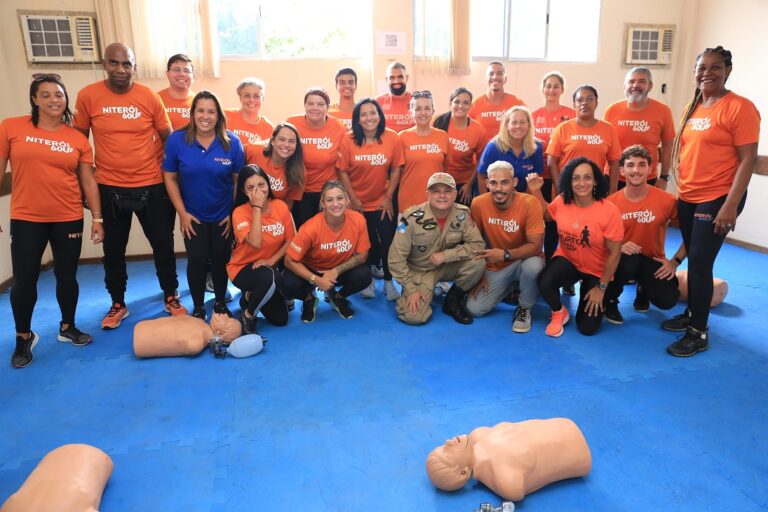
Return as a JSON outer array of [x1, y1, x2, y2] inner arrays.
[[12, 332, 39, 368], [192, 306, 207, 321], [633, 285, 650, 312], [57, 324, 93, 346], [330, 293, 354, 319], [213, 301, 233, 318], [661, 309, 691, 332], [603, 299, 624, 325], [301, 296, 318, 323], [240, 310, 259, 335], [666, 327, 709, 357]]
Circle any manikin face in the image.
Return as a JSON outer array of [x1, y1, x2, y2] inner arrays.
[[166, 60, 194, 91], [103, 45, 135, 91], [410, 97, 434, 128], [571, 163, 596, 200], [487, 168, 517, 208], [387, 66, 408, 96], [322, 187, 348, 219], [451, 92, 472, 119], [506, 110, 530, 141], [336, 73, 357, 100], [272, 127, 297, 160], [193, 98, 218, 137], [305, 93, 329, 124], [620, 156, 651, 186], [358, 102, 381, 134], [487, 64, 507, 92], [574, 88, 597, 120], [542, 75, 564, 103], [427, 184, 457, 214], [239, 85, 263, 116], [33, 82, 66, 120], [624, 71, 652, 103], [695, 52, 731, 96]]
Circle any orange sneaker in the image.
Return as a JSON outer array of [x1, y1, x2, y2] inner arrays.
[[545, 306, 570, 337], [102, 303, 130, 330], [164, 295, 188, 316]]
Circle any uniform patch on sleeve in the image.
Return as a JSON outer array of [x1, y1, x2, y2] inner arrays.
[[236, 221, 250, 231], [396, 221, 408, 233]]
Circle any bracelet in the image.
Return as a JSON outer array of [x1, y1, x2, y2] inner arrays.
[[92, 218, 103, 223], [92, 211, 102, 215], [252, 204, 262, 209], [309, 274, 316, 285], [673, 256, 683, 265], [659, 175, 671, 181]]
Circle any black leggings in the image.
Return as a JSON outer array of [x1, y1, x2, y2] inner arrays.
[[677, 192, 747, 330], [232, 265, 288, 326], [99, 183, 178, 303], [292, 191, 321, 229], [10, 219, 84, 333], [183, 220, 231, 307], [282, 264, 372, 300], [537, 256, 603, 335], [542, 178, 558, 261], [363, 210, 396, 280], [605, 254, 679, 309]]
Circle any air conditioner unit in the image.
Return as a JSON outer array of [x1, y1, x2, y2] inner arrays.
[[624, 24, 674, 66], [19, 12, 101, 64]]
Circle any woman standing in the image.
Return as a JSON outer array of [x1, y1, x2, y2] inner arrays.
[[546, 85, 622, 193], [528, 158, 624, 337], [532, 72, 576, 260], [662, 46, 760, 357], [283, 181, 372, 322], [477, 106, 544, 194], [433, 87, 485, 205], [245, 122, 305, 210], [287, 88, 347, 228], [398, 91, 449, 214], [226, 77, 274, 146], [163, 91, 245, 320], [228, 165, 295, 334], [1, 74, 103, 368]]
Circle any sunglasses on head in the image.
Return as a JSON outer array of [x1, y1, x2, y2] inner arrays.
[[32, 73, 62, 82], [412, 90, 432, 98]]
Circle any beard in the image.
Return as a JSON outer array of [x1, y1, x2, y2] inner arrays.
[[389, 83, 407, 96], [627, 91, 648, 103]]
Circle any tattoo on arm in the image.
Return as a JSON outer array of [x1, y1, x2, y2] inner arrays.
[[335, 253, 365, 275]]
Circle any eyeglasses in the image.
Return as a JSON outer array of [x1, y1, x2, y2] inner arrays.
[[170, 67, 193, 75], [32, 73, 62, 82], [412, 90, 432, 98], [575, 96, 597, 104]]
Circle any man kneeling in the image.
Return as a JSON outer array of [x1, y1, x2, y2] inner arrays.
[[389, 173, 485, 325]]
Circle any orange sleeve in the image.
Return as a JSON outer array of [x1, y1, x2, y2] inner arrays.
[[546, 123, 565, 158], [524, 196, 545, 236], [232, 204, 253, 244], [287, 220, 315, 262]]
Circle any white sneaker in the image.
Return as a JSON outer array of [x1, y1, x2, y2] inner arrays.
[[361, 280, 376, 298], [383, 280, 400, 301]]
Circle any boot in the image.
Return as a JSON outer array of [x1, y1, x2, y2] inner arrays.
[[442, 284, 473, 325]]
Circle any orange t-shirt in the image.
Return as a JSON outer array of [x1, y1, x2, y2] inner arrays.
[[74, 81, 171, 187], [1, 115, 94, 222], [468, 93, 526, 146], [678, 92, 761, 203], [374, 92, 414, 132], [286, 115, 347, 193], [337, 129, 405, 211], [245, 145, 304, 201], [532, 105, 576, 179], [225, 109, 274, 146], [398, 127, 448, 213], [546, 119, 622, 171], [227, 199, 296, 280], [608, 187, 677, 259], [470, 192, 544, 271], [445, 117, 485, 185], [548, 195, 624, 278], [286, 209, 371, 270], [328, 104, 353, 131], [604, 98, 675, 181], [158, 88, 194, 130]]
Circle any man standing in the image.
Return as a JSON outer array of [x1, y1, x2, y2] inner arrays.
[[375, 62, 414, 132], [602, 145, 683, 325], [604, 67, 675, 190], [466, 162, 545, 333], [74, 43, 186, 329], [389, 173, 485, 325], [158, 53, 195, 130], [328, 67, 357, 131], [469, 61, 526, 145]]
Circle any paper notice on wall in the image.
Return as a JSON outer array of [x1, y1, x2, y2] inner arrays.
[[376, 31, 406, 54]]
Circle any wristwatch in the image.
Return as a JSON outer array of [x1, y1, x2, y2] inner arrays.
[[598, 282, 608, 291], [503, 249, 512, 262], [659, 174, 670, 181]]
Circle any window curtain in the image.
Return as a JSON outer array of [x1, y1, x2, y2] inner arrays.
[[414, 0, 470, 75], [95, 0, 220, 79]]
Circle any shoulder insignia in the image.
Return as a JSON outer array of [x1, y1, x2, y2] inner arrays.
[[396, 220, 408, 233], [421, 220, 437, 230]]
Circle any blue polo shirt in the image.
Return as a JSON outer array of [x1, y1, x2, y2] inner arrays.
[[162, 129, 245, 222], [478, 139, 544, 192]]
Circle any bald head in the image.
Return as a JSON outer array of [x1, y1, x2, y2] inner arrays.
[[103, 43, 136, 93]]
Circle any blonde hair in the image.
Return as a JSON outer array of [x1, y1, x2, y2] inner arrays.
[[494, 106, 537, 157]]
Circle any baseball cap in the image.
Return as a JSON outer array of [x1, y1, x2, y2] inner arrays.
[[427, 172, 456, 190]]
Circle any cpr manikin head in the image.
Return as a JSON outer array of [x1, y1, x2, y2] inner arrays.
[[209, 313, 242, 342], [426, 434, 474, 491]]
